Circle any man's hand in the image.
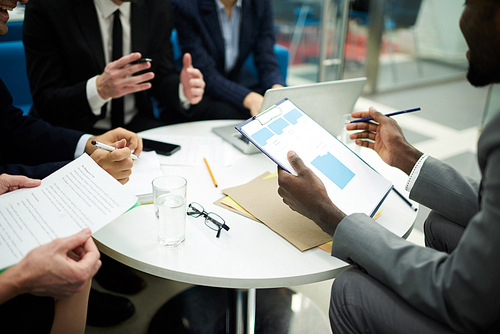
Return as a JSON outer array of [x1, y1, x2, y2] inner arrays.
[[243, 85, 283, 117], [85, 128, 142, 184], [243, 92, 264, 117], [0, 174, 41, 195], [3, 229, 101, 301], [277, 151, 345, 236], [86, 127, 143, 156], [96, 52, 154, 100], [180, 53, 205, 105], [89, 139, 134, 184], [347, 107, 423, 175]]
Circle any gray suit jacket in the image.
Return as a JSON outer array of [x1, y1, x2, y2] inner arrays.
[[331, 112, 500, 333]]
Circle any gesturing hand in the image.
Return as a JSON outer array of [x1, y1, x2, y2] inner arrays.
[[96, 52, 154, 100], [347, 107, 423, 175], [180, 53, 205, 105]]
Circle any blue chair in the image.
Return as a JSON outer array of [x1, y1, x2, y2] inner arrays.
[[0, 21, 23, 42], [243, 44, 289, 83], [170, 30, 183, 63], [0, 41, 33, 115]]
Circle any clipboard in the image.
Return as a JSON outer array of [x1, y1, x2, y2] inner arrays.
[[235, 98, 393, 218]]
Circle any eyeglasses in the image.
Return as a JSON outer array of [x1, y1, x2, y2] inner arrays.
[[187, 202, 230, 238]]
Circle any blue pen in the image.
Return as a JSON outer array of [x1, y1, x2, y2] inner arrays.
[[350, 107, 421, 123], [392, 188, 418, 212]]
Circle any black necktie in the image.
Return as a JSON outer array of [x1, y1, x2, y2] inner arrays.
[[111, 9, 124, 128]]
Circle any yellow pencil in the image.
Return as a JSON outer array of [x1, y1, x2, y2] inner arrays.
[[204, 157, 218, 188]]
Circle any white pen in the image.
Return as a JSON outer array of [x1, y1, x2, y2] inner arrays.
[[91, 140, 139, 160]]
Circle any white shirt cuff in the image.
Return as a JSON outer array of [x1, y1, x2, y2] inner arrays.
[[75, 134, 93, 159], [179, 83, 191, 110], [405, 154, 429, 192], [87, 76, 112, 115]]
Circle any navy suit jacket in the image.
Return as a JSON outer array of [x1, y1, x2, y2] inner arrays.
[[171, 0, 285, 109], [0, 78, 83, 179], [23, 0, 184, 131]]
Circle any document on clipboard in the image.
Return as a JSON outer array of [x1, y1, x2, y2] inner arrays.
[[235, 98, 393, 217]]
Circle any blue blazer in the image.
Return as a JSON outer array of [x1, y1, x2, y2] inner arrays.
[[171, 0, 285, 109], [0, 78, 83, 179]]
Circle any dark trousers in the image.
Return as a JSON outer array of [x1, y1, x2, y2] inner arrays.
[[329, 210, 464, 333], [0, 294, 54, 334]]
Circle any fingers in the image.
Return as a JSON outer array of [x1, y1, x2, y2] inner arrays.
[[110, 54, 154, 82], [130, 135, 143, 156], [188, 76, 205, 89], [346, 121, 378, 132], [111, 73, 154, 96], [106, 149, 134, 181], [90, 149, 133, 182], [277, 164, 293, 186], [286, 151, 307, 175], [0, 174, 41, 194], [95, 128, 143, 155], [368, 107, 386, 123], [185, 67, 203, 79], [182, 53, 193, 69], [114, 139, 127, 149], [113, 52, 142, 68], [58, 230, 101, 289], [58, 229, 93, 253], [98, 52, 154, 99], [78, 237, 102, 277], [182, 67, 205, 104], [350, 106, 380, 122]]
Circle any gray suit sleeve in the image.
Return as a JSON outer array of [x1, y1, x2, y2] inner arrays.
[[331, 146, 500, 333], [410, 156, 479, 228], [332, 212, 500, 332]]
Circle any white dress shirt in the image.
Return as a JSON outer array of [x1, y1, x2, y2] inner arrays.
[[215, 0, 242, 73], [86, 0, 188, 130], [87, 0, 134, 130], [405, 154, 429, 192]]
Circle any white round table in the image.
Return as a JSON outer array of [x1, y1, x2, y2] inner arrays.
[[93, 120, 418, 333]]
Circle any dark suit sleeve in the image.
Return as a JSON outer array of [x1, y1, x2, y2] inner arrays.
[[0, 79, 83, 178], [172, 0, 252, 108], [23, 0, 100, 127], [142, 0, 185, 119], [0, 162, 69, 179]]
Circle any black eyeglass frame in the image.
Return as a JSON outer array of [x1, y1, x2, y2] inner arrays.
[[187, 202, 230, 238]]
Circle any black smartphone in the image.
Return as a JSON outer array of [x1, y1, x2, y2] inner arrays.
[[130, 58, 152, 65], [142, 138, 180, 156]]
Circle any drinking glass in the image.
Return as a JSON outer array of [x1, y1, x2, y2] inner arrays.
[[152, 176, 187, 247]]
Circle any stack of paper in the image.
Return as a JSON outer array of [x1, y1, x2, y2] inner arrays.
[[0, 154, 138, 270]]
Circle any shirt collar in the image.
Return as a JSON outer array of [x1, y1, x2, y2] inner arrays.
[[215, 0, 243, 13], [94, 0, 131, 20]]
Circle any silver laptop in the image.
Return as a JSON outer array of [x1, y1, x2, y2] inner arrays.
[[212, 77, 367, 154]]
